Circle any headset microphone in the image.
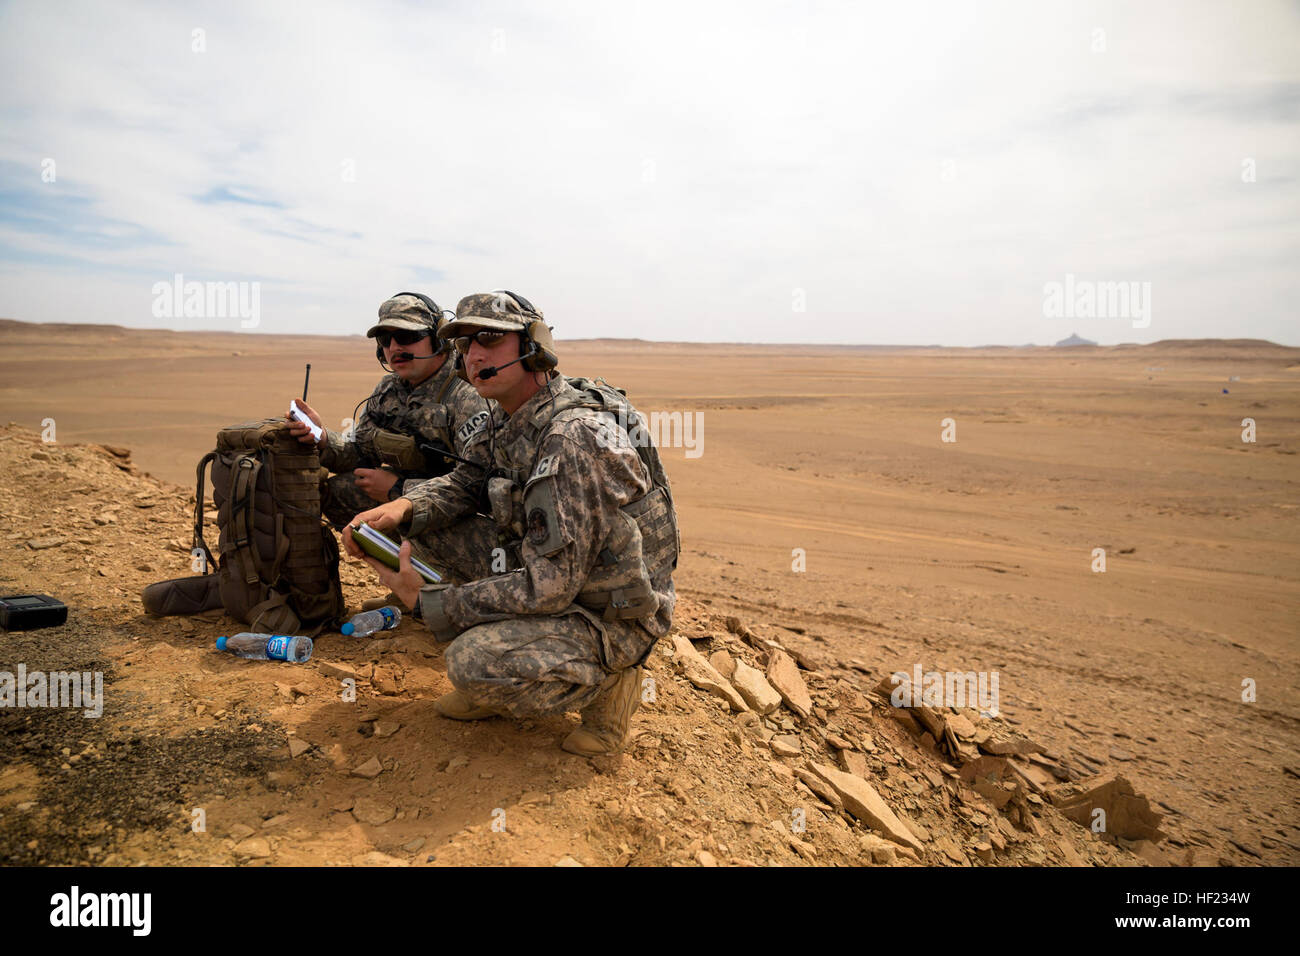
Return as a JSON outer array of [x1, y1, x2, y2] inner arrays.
[[476, 341, 538, 380]]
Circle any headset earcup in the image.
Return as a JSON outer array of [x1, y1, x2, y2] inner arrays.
[[522, 320, 559, 371]]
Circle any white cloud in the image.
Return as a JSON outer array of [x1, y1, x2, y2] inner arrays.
[[0, 0, 1297, 344]]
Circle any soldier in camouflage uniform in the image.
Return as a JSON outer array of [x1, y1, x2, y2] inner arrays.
[[344, 291, 679, 757], [288, 293, 491, 529]]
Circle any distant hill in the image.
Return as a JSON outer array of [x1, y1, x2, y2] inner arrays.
[[1054, 332, 1097, 347], [1, 317, 1296, 354]]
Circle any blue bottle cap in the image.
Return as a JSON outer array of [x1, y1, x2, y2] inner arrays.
[[341, 622, 355, 636], [216, 636, 228, 650]]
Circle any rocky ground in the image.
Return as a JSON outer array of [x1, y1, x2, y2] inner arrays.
[[0, 423, 1253, 867]]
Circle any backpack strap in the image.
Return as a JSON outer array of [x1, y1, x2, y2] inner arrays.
[[248, 592, 300, 635], [228, 452, 291, 589], [435, 369, 457, 404], [192, 451, 218, 574]]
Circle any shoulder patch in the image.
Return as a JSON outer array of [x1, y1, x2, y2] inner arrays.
[[456, 409, 490, 445], [522, 464, 569, 556], [529, 454, 560, 483]]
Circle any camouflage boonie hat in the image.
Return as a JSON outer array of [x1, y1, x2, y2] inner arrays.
[[441, 291, 542, 338], [367, 293, 443, 338]]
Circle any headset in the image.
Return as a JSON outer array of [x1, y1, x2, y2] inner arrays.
[[374, 291, 452, 368], [491, 290, 558, 373]]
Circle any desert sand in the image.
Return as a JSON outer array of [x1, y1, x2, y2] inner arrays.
[[0, 318, 1296, 866]]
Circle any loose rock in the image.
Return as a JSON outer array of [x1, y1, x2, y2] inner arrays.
[[808, 762, 924, 853], [352, 797, 397, 826], [234, 837, 272, 859], [672, 636, 748, 712], [708, 650, 736, 680], [731, 660, 782, 715], [766, 649, 813, 718], [770, 735, 802, 757]]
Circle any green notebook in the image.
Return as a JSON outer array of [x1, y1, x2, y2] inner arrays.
[[350, 523, 442, 584]]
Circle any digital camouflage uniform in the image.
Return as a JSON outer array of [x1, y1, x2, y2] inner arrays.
[[403, 376, 678, 718], [318, 293, 492, 530]]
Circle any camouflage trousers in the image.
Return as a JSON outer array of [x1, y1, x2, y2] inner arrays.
[[321, 470, 394, 531], [412, 514, 617, 717]]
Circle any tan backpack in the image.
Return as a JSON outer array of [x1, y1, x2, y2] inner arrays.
[[187, 419, 344, 633]]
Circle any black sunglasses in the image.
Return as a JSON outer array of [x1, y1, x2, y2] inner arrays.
[[453, 330, 509, 354], [375, 329, 430, 349]]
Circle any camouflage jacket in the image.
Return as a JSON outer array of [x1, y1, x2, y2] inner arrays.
[[320, 358, 491, 495], [404, 378, 676, 667]]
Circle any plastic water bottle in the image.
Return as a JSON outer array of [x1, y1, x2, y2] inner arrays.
[[216, 633, 313, 663], [341, 606, 402, 637]]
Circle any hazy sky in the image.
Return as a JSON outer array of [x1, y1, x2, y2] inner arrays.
[[1, 1, 1297, 345]]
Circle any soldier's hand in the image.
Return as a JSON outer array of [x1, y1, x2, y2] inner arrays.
[[286, 399, 325, 445], [342, 499, 413, 558], [358, 540, 422, 611], [354, 467, 399, 502]]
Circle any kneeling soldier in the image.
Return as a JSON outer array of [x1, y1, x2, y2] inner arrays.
[[289, 292, 490, 529], [344, 291, 678, 756]]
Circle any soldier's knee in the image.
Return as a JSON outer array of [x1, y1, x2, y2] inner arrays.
[[445, 634, 487, 689]]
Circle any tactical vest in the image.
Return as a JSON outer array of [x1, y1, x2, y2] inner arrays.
[[367, 372, 459, 478], [485, 377, 680, 623]]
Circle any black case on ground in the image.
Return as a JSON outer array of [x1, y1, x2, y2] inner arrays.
[[0, 594, 69, 631]]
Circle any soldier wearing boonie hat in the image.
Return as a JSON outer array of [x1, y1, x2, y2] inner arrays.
[[286, 292, 490, 530], [343, 290, 679, 758]]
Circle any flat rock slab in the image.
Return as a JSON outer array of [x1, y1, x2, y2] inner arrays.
[[731, 660, 782, 715], [228, 823, 256, 841], [1049, 773, 1166, 842], [770, 735, 802, 757], [837, 749, 869, 777], [352, 797, 397, 826], [945, 714, 978, 740], [795, 768, 843, 810], [234, 837, 272, 859], [809, 762, 923, 853], [351, 756, 384, 779], [318, 661, 358, 681], [981, 735, 1045, 756], [708, 650, 736, 680], [672, 636, 747, 712], [766, 649, 813, 718]]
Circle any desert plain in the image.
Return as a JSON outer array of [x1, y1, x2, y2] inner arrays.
[[0, 318, 1296, 867]]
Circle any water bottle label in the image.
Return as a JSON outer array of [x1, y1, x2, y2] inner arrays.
[[381, 607, 396, 627], [266, 636, 290, 660]]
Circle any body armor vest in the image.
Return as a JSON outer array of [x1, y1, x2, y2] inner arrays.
[[367, 372, 459, 477], [485, 377, 680, 622]]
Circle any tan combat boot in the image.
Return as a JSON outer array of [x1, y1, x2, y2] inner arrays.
[[432, 689, 499, 720], [561, 666, 642, 757]]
